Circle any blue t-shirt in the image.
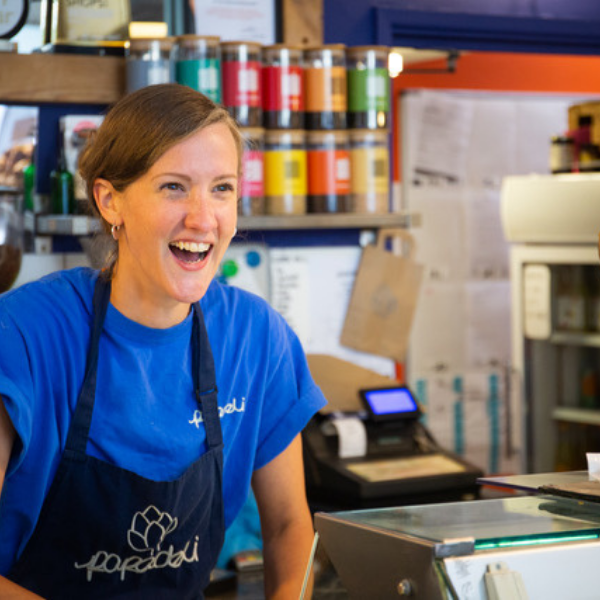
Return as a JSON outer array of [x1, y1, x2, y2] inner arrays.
[[0, 267, 326, 574]]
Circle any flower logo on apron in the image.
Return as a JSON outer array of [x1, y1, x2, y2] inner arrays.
[[128, 506, 178, 553]]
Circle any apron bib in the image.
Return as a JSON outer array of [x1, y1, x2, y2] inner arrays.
[[9, 275, 225, 599]]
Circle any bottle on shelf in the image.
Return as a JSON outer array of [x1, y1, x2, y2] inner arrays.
[[22, 136, 36, 252], [50, 138, 75, 216]]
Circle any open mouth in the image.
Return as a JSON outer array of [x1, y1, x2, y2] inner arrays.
[[169, 241, 211, 264]]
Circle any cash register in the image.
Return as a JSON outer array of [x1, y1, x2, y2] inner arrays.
[[303, 356, 483, 511]]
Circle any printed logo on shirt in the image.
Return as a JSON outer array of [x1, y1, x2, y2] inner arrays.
[[73, 505, 199, 582], [189, 396, 246, 429]]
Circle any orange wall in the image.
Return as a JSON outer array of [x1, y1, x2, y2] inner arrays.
[[392, 51, 600, 181]]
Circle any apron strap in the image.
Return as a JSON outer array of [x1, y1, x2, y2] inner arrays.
[[64, 274, 111, 457], [192, 302, 223, 449]]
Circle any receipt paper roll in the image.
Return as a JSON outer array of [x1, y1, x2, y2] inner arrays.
[[330, 417, 368, 459]]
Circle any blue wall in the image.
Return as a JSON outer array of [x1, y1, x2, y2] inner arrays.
[[324, 0, 600, 54]]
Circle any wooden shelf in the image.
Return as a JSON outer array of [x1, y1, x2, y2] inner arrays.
[[0, 53, 125, 105], [552, 406, 600, 425], [36, 215, 102, 236], [237, 212, 418, 231], [37, 212, 418, 235], [550, 332, 600, 347]]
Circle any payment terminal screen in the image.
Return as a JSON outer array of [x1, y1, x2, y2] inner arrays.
[[361, 387, 419, 420]]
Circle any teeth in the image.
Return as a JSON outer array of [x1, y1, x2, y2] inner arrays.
[[170, 241, 210, 253]]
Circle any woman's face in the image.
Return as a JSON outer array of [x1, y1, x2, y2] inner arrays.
[[107, 122, 239, 326]]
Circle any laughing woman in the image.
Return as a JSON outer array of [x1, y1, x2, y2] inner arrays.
[[0, 84, 326, 599]]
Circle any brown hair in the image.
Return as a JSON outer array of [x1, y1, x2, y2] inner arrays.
[[79, 83, 243, 234]]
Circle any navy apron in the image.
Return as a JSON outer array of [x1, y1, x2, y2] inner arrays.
[[8, 275, 225, 599]]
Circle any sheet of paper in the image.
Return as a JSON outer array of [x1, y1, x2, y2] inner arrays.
[[465, 188, 510, 280], [465, 280, 511, 369], [409, 282, 466, 373], [462, 370, 506, 475], [408, 187, 467, 282], [413, 373, 462, 454], [464, 98, 517, 186], [192, 0, 276, 45], [269, 249, 311, 342], [410, 90, 473, 185]]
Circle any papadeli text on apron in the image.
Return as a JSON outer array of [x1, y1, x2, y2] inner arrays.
[[73, 505, 199, 582]]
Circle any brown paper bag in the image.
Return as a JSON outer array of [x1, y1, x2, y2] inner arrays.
[[340, 228, 423, 362]]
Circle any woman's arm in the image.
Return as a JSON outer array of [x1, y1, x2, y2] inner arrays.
[[251, 434, 315, 600], [0, 396, 43, 599], [0, 394, 15, 501]]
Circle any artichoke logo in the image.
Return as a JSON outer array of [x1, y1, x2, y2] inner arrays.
[[74, 504, 199, 582], [127, 506, 178, 554]]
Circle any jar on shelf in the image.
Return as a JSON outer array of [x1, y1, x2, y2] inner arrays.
[[174, 35, 221, 103], [346, 46, 390, 129], [306, 130, 351, 213], [264, 130, 307, 215], [578, 143, 600, 172], [239, 127, 265, 217], [349, 129, 389, 213], [221, 41, 262, 127], [549, 135, 575, 174], [126, 37, 175, 93], [303, 44, 347, 130], [261, 44, 304, 130]]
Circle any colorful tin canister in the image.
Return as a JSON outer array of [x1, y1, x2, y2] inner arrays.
[[221, 41, 262, 127], [174, 35, 221, 102], [264, 129, 307, 215]]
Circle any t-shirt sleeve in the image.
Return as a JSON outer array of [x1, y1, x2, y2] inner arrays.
[[252, 314, 327, 471], [0, 307, 34, 475]]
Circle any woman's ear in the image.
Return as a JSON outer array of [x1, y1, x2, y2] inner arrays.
[[93, 178, 121, 226]]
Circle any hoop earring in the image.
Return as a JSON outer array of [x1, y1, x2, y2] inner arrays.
[[111, 224, 121, 241]]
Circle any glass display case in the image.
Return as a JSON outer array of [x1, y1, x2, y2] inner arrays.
[[302, 494, 600, 599]]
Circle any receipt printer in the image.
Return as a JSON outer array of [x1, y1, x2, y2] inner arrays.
[[303, 384, 482, 510]]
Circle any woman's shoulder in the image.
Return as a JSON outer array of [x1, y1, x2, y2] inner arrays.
[[0, 266, 98, 326]]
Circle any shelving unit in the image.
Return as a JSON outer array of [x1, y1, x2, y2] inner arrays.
[[5, 52, 416, 244], [0, 53, 124, 105], [550, 332, 600, 347], [553, 406, 600, 426], [37, 212, 417, 236]]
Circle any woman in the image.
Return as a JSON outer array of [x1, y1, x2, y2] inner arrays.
[[0, 84, 326, 598]]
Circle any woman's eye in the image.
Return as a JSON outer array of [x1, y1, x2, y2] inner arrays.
[[214, 183, 235, 193], [161, 182, 185, 193]]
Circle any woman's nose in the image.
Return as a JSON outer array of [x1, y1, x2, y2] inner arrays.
[[184, 193, 217, 231]]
